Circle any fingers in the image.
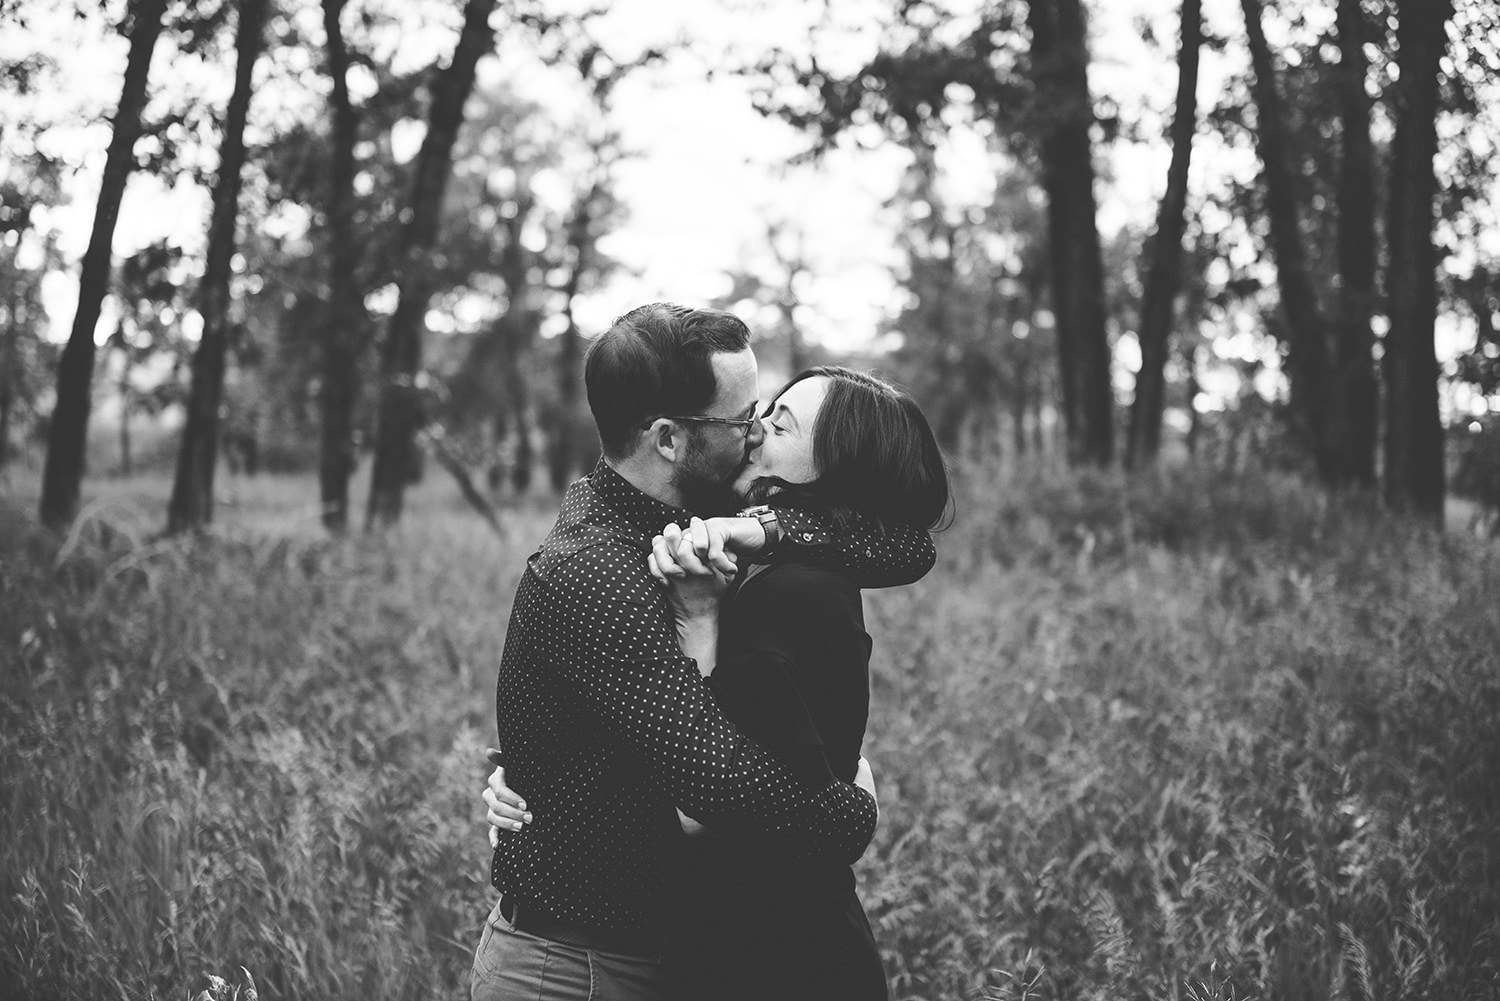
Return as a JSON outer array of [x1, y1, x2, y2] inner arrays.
[[672, 520, 711, 576], [698, 517, 739, 575], [854, 755, 878, 816], [485, 786, 532, 829], [652, 530, 688, 582], [485, 765, 532, 830], [483, 748, 519, 842]]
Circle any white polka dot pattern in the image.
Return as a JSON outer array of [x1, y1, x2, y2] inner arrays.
[[489, 461, 933, 942]]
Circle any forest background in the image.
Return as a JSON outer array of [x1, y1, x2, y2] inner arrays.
[[2, 0, 1500, 998]]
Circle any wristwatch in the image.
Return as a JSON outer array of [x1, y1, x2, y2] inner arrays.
[[736, 504, 782, 557]]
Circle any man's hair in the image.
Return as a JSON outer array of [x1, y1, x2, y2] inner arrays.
[[752, 366, 952, 531], [584, 303, 752, 459]]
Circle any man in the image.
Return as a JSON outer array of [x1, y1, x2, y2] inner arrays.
[[470, 303, 931, 1000]]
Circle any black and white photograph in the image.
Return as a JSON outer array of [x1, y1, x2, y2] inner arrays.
[[2, 0, 1498, 998]]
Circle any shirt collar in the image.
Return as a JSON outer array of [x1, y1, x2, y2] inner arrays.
[[587, 459, 693, 538]]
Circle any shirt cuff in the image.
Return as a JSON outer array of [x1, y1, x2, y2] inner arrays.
[[768, 508, 835, 549]]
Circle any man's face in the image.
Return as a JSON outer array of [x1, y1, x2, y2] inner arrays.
[[672, 347, 763, 515]]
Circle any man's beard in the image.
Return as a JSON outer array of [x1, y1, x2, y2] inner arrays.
[[672, 433, 748, 516]]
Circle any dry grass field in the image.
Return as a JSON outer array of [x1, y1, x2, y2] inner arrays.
[[3, 461, 1498, 1000]]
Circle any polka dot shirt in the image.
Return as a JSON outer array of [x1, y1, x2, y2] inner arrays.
[[490, 460, 934, 943]]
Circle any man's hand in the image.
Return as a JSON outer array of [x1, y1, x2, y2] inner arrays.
[[649, 518, 770, 582], [854, 756, 878, 821], [484, 748, 532, 848], [649, 519, 734, 616]]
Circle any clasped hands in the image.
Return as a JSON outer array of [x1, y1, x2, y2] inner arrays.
[[647, 516, 767, 617]]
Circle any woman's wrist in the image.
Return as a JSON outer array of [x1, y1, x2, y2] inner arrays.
[[677, 616, 718, 676]]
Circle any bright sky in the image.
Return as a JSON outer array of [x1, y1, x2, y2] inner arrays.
[[4, 0, 1495, 416], [3, 0, 1221, 349]]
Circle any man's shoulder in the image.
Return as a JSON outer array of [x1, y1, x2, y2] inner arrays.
[[530, 519, 654, 594]]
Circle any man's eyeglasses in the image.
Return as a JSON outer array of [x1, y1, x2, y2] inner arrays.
[[644, 414, 759, 439]]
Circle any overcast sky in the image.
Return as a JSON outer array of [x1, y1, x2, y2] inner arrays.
[[4, 0, 1495, 417]]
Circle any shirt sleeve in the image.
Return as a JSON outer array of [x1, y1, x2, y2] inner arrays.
[[768, 508, 936, 588], [536, 544, 876, 863]]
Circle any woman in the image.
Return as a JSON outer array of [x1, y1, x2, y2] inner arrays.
[[489, 366, 950, 1000]]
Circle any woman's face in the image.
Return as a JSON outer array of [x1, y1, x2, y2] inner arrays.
[[734, 375, 830, 500]]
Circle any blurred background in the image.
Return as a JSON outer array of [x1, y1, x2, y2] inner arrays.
[[3, 1, 1500, 999], [1, 0, 1497, 528]]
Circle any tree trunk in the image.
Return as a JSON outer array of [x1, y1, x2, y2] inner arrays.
[[510, 393, 534, 494], [1383, 0, 1450, 521], [0, 362, 11, 470], [1184, 341, 1202, 457], [1328, 0, 1379, 488], [319, 0, 364, 532], [1026, 0, 1113, 466], [117, 347, 132, 477], [1, 291, 17, 470], [549, 311, 584, 492], [38, 0, 168, 531], [548, 181, 596, 493], [167, 0, 270, 533], [1240, 0, 1333, 478], [1127, 0, 1201, 468], [366, 0, 497, 527], [1012, 386, 1028, 457]]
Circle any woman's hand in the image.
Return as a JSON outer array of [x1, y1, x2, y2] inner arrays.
[[649, 518, 735, 617], [677, 808, 709, 837], [483, 747, 532, 848], [649, 518, 732, 676], [854, 755, 878, 821]]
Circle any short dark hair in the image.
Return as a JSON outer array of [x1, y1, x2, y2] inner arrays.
[[584, 303, 753, 459], [756, 366, 951, 531]]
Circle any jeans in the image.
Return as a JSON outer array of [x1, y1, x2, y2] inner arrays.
[[470, 898, 671, 1001]]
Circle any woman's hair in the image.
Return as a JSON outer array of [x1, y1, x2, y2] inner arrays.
[[753, 365, 952, 532]]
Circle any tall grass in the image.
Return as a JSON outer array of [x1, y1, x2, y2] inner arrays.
[[863, 462, 1500, 1000], [2, 464, 1498, 1000]]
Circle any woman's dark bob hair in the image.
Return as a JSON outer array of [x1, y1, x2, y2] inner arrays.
[[754, 365, 951, 532]]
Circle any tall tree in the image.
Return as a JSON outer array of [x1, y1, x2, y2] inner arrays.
[[1026, 0, 1113, 465], [547, 170, 607, 492], [1329, 0, 1379, 488], [1383, 0, 1452, 520], [366, 0, 497, 527], [318, 0, 364, 531], [1239, 0, 1333, 479], [1127, 0, 1202, 467], [0, 159, 61, 471], [167, 0, 272, 533], [37, 0, 169, 530]]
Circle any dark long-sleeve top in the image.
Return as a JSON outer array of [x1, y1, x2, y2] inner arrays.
[[668, 559, 889, 1000], [711, 562, 870, 786], [490, 461, 933, 945]]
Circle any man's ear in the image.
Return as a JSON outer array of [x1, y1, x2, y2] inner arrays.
[[647, 418, 679, 463]]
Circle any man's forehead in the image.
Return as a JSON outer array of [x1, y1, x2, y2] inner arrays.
[[709, 348, 760, 409]]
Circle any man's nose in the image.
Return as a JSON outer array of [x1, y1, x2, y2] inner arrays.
[[746, 415, 766, 448]]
